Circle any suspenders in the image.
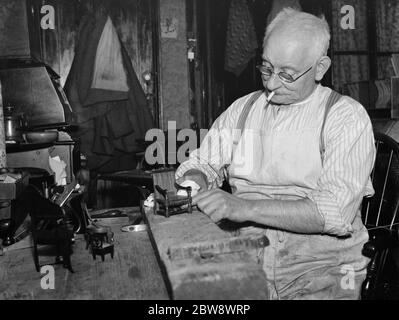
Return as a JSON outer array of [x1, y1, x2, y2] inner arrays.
[[232, 89, 343, 163], [232, 90, 264, 152], [232, 90, 264, 155], [319, 90, 342, 160]]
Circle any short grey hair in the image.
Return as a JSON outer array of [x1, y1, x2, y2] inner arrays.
[[264, 8, 331, 60]]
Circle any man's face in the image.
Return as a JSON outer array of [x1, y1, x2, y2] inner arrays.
[[262, 29, 318, 105]]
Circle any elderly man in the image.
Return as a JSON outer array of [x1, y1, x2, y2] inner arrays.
[[175, 8, 376, 300]]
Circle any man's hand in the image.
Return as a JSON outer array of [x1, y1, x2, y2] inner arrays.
[[192, 189, 250, 223], [176, 169, 208, 194]]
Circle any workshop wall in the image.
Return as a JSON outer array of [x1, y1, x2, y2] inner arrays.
[[37, 0, 154, 91], [0, 0, 156, 118], [159, 0, 191, 129]]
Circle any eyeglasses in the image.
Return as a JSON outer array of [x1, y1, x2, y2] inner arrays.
[[256, 65, 313, 83]]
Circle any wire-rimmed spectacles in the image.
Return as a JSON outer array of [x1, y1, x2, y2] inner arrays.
[[256, 65, 313, 83]]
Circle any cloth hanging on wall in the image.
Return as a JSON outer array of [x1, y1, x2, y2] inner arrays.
[[224, 0, 258, 77], [65, 14, 154, 172], [266, 0, 301, 26], [91, 17, 129, 92]]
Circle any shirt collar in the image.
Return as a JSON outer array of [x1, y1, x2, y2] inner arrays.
[[289, 84, 320, 106]]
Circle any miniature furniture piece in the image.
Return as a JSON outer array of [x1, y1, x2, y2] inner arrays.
[[152, 169, 193, 217], [31, 179, 84, 273], [361, 132, 399, 300], [86, 225, 114, 261], [81, 201, 115, 261], [30, 187, 75, 273]]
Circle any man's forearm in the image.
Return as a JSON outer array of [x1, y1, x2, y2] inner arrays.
[[246, 198, 325, 234]]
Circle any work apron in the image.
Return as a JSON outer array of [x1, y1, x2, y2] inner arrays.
[[227, 99, 370, 300]]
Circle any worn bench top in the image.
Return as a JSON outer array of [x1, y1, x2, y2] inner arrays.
[[142, 206, 269, 300]]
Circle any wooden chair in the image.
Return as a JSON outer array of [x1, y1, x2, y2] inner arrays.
[[30, 181, 86, 273], [361, 132, 399, 299], [31, 191, 75, 273], [152, 169, 193, 217]]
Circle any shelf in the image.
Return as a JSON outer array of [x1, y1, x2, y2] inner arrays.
[[6, 140, 76, 153], [6, 142, 54, 153]]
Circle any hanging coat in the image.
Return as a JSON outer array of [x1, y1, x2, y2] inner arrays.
[[64, 14, 155, 172]]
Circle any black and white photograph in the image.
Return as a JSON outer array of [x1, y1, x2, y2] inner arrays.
[[0, 0, 398, 306]]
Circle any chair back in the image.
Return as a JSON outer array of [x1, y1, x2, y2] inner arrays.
[[362, 132, 399, 230], [361, 131, 399, 299], [151, 168, 177, 200]]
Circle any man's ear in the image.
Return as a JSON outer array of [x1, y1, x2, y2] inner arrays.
[[315, 56, 331, 81]]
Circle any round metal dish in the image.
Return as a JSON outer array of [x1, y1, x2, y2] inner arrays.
[[24, 131, 58, 144]]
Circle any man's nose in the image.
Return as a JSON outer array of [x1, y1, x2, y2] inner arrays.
[[266, 73, 281, 92]]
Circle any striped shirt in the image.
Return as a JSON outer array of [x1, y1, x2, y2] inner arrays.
[[176, 84, 376, 237]]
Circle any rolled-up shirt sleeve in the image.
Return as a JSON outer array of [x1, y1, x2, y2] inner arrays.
[[175, 95, 250, 188], [175, 122, 232, 188], [307, 98, 376, 237]]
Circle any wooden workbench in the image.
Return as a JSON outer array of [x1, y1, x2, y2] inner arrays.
[[0, 207, 168, 300], [143, 206, 269, 300]]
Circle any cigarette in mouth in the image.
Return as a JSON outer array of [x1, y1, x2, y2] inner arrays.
[[266, 91, 275, 102]]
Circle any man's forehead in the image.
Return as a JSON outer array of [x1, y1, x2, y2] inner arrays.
[[261, 54, 298, 70], [263, 33, 314, 69]]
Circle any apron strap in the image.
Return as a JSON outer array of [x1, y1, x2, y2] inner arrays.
[[320, 90, 342, 162], [232, 90, 264, 154]]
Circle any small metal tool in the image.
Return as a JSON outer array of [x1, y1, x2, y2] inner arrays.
[[121, 224, 147, 232]]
